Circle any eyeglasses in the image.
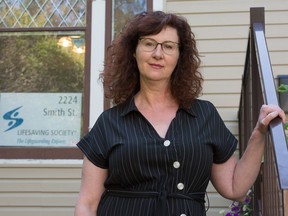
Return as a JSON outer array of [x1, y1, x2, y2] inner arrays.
[[138, 38, 179, 55]]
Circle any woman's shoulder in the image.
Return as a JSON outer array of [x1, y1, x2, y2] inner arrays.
[[98, 98, 134, 119], [192, 98, 216, 110], [186, 99, 219, 118], [98, 104, 123, 118]]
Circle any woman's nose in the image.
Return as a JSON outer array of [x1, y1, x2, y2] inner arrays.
[[152, 44, 164, 58]]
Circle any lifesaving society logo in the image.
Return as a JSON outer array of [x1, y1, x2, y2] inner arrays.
[[3, 106, 24, 132]]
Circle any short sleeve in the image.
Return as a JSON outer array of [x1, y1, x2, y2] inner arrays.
[[77, 113, 109, 168], [206, 102, 238, 164]]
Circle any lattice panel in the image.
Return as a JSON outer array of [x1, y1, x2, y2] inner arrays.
[[0, 0, 86, 28]]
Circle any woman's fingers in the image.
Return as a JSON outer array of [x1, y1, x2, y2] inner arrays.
[[257, 105, 286, 134]]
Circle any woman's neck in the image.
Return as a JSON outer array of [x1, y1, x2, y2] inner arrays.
[[134, 89, 178, 111]]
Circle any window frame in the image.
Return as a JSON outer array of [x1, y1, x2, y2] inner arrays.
[[0, 0, 93, 159]]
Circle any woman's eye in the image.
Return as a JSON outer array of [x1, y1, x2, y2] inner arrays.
[[145, 42, 155, 47], [164, 43, 173, 50]]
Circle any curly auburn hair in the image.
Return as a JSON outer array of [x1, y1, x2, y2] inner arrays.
[[100, 11, 203, 109]]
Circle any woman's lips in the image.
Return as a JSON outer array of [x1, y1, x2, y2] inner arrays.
[[150, 63, 163, 69]]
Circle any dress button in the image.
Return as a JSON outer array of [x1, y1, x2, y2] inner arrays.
[[180, 214, 186, 216], [177, 183, 184, 190], [163, 140, 170, 147], [173, 161, 180, 168]]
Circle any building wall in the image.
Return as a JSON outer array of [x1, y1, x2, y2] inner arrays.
[[1, 1, 288, 216], [0, 160, 82, 216]]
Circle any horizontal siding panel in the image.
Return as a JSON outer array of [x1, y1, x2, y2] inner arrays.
[[185, 12, 249, 26], [193, 26, 249, 39], [267, 24, 288, 38], [268, 51, 288, 65], [201, 66, 243, 80], [193, 24, 288, 40], [198, 39, 247, 53], [267, 38, 288, 51], [0, 179, 80, 192], [185, 11, 288, 27], [273, 65, 288, 75], [201, 52, 288, 67], [0, 207, 74, 216], [202, 80, 241, 93], [201, 65, 287, 83], [0, 160, 82, 168], [0, 167, 82, 179], [217, 108, 239, 121], [0, 193, 77, 207], [167, 0, 288, 14], [198, 37, 288, 53], [200, 94, 240, 108], [201, 53, 246, 66]]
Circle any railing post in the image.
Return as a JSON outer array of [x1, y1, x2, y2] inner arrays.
[[250, 7, 265, 127], [249, 8, 265, 215], [250, 8, 265, 32], [284, 190, 288, 216]]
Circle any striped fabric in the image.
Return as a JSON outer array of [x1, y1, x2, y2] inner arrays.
[[77, 98, 237, 216]]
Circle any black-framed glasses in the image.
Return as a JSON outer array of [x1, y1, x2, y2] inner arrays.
[[138, 38, 179, 55]]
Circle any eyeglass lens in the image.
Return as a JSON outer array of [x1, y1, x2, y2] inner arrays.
[[139, 38, 178, 55]]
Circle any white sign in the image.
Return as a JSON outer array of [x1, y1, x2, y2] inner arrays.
[[0, 93, 82, 146]]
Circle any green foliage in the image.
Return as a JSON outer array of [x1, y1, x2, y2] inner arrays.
[[277, 84, 288, 93], [277, 84, 288, 140], [0, 35, 84, 93]]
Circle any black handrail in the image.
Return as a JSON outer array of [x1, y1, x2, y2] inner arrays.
[[252, 14, 288, 191], [239, 7, 288, 215]]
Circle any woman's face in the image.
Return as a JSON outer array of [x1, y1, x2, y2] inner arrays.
[[135, 26, 180, 85]]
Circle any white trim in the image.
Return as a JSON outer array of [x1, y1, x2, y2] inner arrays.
[[89, 0, 106, 129], [153, 0, 164, 11]]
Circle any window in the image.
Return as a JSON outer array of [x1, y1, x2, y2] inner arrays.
[[0, 0, 92, 159], [0, 0, 153, 159]]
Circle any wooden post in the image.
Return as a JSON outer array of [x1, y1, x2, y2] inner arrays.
[[284, 190, 288, 216]]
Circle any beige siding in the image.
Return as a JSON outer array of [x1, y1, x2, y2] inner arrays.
[[165, 0, 288, 215], [0, 160, 82, 216], [1, 1, 288, 216]]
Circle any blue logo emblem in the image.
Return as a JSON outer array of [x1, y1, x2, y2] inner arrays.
[[3, 106, 24, 132]]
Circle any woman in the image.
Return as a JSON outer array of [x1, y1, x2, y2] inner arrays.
[[74, 11, 285, 216]]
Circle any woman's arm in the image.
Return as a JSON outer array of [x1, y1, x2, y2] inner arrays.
[[74, 156, 108, 216], [211, 104, 286, 201]]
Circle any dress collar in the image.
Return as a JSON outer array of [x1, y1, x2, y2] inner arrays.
[[120, 97, 197, 117]]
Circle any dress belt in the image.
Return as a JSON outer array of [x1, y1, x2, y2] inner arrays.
[[105, 189, 206, 216]]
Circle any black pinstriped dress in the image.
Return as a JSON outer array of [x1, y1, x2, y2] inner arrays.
[[77, 98, 237, 216]]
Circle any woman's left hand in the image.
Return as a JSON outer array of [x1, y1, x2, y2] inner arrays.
[[255, 104, 286, 134]]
